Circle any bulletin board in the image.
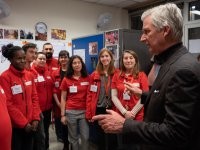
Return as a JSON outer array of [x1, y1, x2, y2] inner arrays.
[[72, 34, 103, 74]]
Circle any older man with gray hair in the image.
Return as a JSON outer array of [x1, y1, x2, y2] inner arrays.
[[93, 3, 200, 150]]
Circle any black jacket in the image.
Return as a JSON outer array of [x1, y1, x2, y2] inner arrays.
[[123, 43, 200, 150]]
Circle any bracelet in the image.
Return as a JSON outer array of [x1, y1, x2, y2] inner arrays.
[[61, 114, 65, 117]]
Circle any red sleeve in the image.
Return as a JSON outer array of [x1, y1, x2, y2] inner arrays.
[[0, 75, 28, 128], [139, 72, 149, 92], [60, 77, 68, 91], [30, 74, 41, 121], [85, 73, 94, 120], [51, 71, 58, 94], [111, 73, 118, 89]]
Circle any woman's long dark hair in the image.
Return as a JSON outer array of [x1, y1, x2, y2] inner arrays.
[[66, 55, 88, 78]]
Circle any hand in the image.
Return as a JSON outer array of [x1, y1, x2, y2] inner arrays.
[[124, 111, 135, 119], [92, 109, 125, 133], [61, 116, 68, 125], [88, 119, 94, 123], [24, 123, 32, 133], [32, 121, 39, 132], [124, 81, 142, 98]]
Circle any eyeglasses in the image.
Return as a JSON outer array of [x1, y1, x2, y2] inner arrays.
[[45, 48, 52, 50]]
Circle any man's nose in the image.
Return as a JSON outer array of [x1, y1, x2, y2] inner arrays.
[[140, 34, 146, 42]]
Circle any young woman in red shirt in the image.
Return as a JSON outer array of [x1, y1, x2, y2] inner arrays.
[[52, 50, 70, 150], [0, 44, 41, 150], [86, 48, 118, 150], [112, 50, 149, 150], [60, 55, 89, 150]]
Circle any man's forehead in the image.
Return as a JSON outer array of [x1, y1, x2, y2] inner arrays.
[[44, 45, 53, 48]]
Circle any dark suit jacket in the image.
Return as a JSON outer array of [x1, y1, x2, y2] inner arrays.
[[123, 43, 200, 150]]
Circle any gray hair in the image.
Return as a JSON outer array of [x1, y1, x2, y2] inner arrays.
[[141, 3, 183, 40]]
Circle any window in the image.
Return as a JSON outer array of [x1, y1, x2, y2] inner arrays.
[[189, 1, 200, 21]]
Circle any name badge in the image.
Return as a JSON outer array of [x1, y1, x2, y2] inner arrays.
[[90, 85, 98, 92], [132, 83, 140, 87], [52, 67, 58, 71], [38, 76, 45, 82], [11, 85, 23, 95], [25, 81, 32, 86], [81, 82, 89, 86], [55, 81, 59, 88], [0, 89, 4, 94], [123, 93, 130, 100], [69, 86, 77, 93], [34, 78, 38, 83], [46, 76, 51, 79]]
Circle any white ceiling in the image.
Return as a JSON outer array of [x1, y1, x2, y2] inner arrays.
[[78, 0, 151, 8]]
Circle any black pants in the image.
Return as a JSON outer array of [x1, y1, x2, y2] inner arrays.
[[33, 113, 46, 150], [62, 124, 70, 150], [89, 107, 117, 150], [43, 109, 51, 150], [12, 128, 33, 150]]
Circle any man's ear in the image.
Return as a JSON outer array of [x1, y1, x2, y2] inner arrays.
[[163, 26, 170, 37]]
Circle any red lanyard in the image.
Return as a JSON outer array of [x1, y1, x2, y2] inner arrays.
[[103, 75, 111, 98]]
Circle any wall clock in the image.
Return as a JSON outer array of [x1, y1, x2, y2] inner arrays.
[[35, 22, 47, 34]]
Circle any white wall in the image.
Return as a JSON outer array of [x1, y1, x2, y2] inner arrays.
[[0, 0, 129, 74], [0, 0, 129, 40]]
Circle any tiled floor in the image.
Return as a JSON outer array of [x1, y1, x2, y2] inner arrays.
[[49, 124, 64, 150], [49, 124, 97, 150]]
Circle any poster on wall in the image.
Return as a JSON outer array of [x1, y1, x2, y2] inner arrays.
[[106, 44, 119, 68], [106, 44, 118, 60], [105, 30, 119, 45], [4, 29, 18, 39], [73, 49, 85, 62], [35, 32, 47, 41], [51, 29, 66, 40], [89, 42, 98, 55], [20, 29, 34, 40]]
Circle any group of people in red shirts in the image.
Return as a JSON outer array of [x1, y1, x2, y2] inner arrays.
[[0, 42, 149, 150]]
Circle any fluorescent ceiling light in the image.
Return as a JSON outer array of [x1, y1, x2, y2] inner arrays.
[[191, 10, 200, 15]]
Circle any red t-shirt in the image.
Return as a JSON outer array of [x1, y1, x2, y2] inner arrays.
[[60, 76, 90, 110], [112, 72, 149, 121]]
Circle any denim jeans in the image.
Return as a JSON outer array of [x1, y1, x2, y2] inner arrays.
[[66, 109, 89, 150]]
